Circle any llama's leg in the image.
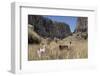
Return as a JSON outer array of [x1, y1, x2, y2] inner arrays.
[[37, 50, 41, 58]]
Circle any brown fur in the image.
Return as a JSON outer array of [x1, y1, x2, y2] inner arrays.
[[59, 45, 68, 50]]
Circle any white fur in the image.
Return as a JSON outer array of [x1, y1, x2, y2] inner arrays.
[[37, 45, 46, 58]]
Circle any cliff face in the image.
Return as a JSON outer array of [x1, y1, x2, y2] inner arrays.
[[28, 15, 71, 39], [74, 17, 88, 40], [74, 17, 88, 33]]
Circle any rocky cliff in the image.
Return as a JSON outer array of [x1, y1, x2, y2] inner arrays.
[[74, 17, 88, 33], [74, 17, 88, 40], [28, 15, 71, 39]]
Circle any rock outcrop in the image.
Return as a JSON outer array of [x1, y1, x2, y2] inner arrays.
[[74, 17, 88, 33], [28, 24, 41, 44], [74, 17, 88, 40]]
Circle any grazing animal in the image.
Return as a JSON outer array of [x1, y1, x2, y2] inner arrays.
[[37, 50, 41, 58], [59, 45, 68, 50], [37, 45, 46, 57]]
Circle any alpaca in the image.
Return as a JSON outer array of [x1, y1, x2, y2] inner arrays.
[[59, 45, 68, 50], [37, 45, 46, 58]]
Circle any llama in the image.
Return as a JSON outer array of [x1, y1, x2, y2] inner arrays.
[[59, 41, 72, 51], [37, 45, 46, 58], [59, 45, 68, 50]]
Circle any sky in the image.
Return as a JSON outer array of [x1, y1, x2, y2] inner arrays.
[[44, 15, 78, 32]]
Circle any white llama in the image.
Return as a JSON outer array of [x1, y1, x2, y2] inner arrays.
[[37, 45, 46, 58]]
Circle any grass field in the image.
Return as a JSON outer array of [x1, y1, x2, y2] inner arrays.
[[28, 34, 88, 60]]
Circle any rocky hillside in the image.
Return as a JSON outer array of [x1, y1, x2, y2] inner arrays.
[[74, 17, 88, 40], [28, 15, 71, 39], [74, 17, 88, 33], [28, 24, 41, 44]]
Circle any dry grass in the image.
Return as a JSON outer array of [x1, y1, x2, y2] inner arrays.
[[28, 34, 88, 60]]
